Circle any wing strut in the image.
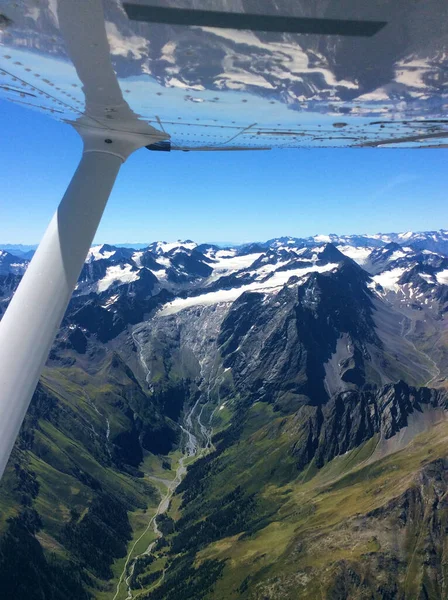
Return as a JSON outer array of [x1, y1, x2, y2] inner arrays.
[[0, 0, 167, 479], [0, 129, 155, 478]]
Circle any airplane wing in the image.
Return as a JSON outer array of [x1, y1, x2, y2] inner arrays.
[[1, 0, 448, 149]]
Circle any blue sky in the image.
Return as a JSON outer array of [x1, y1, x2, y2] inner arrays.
[[1, 99, 447, 245]]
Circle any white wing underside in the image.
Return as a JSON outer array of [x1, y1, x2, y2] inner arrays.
[[0, 0, 448, 149]]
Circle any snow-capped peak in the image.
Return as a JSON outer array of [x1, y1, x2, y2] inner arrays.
[[150, 240, 198, 255], [86, 244, 117, 262]]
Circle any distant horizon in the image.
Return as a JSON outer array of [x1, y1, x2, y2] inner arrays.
[[1, 227, 448, 251]]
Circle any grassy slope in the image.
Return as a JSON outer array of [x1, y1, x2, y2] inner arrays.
[[211, 425, 448, 598], [145, 399, 448, 600], [0, 357, 172, 599], [108, 449, 187, 600]]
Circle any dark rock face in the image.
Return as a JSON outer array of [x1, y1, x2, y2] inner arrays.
[[108, 288, 173, 327], [167, 251, 213, 282], [356, 457, 448, 600], [317, 242, 350, 264], [0, 251, 28, 276], [123, 267, 158, 295], [71, 302, 126, 343], [139, 252, 165, 271], [196, 243, 219, 255], [65, 282, 173, 344], [291, 382, 448, 469], [218, 261, 377, 407], [367, 242, 410, 275], [339, 347, 365, 385], [0, 272, 21, 316], [289, 405, 323, 470], [78, 259, 109, 284], [204, 271, 254, 293], [67, 327, 88, 354], [398, 263, 433, 287]]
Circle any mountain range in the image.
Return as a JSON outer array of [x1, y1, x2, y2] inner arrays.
[[2, 228, 448, 256], [1, 229, 448, 599]]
